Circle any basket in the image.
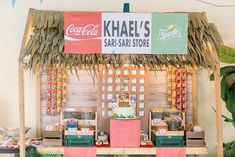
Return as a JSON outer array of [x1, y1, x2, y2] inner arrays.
[[43, 131, 63, 138], [166, 121, 181, 131], [153, 125, 168, 131], [151, 108, 164, 119], [78, 126, 95, 130]]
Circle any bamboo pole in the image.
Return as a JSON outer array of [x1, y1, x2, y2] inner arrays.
[[36, 75, 42, 137], [18, 63, 25, 157], [214, 68, 224, 157], [192, 71, 198, 125], [18, 8, 34, 157]]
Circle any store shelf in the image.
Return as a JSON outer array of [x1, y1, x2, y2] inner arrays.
[[37, 146, 208, 155]]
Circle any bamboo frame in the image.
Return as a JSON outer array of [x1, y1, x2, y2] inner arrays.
[[36, 146, 208, 155], [36, 75, 42, 137], [214, 68, 223, 156], [192, 71, 198, 125], [18, 8, 34, 157], [18, 8, 224, 157], [18, 63, 25, 157]]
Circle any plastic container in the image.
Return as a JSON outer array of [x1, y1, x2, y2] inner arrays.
[[64, 111, 80, 119], [65, 135, 94, 146], [151, 108, 164, 120], [67, 122, 78, 128], [154, 136, 184, 147], [79, 112, 95, 120], [164, 109, 182, 118], [79, 108, 95, 120], [166, 121, 181, 131]]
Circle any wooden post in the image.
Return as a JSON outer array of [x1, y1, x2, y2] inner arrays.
[[214, 68, 224, 157], [18, 8, 34, 157], [36, 75, 42, 137], [192, 71, 198, 125], [18, 63, 25, 157], [149, 112, 152, 140]]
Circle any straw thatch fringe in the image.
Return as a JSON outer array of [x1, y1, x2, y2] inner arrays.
[[19, 10, 222, 74]]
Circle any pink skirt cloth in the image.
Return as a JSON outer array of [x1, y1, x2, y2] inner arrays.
[[110, 119, 141, 147], [156, 147, 186, 157], [64, 147, 96, 157]]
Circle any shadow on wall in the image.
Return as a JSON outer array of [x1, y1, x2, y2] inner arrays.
[[197, 70, 217, 157], [0, 97, 10, 126]]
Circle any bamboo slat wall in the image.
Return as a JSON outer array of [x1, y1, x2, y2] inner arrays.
[[40, 70, 193, 131], [40, 70, 98, 129]]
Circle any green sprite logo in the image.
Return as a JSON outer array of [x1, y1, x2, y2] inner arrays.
[[158, 24, 182, 43]]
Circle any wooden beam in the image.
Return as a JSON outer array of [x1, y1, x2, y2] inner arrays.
[[18, 63, 25, 157], [192, 71, 198, 125], [18, 8, 34, 157], [36, 146, 208, 155], [214, 68, 224, 157], [36, 75, 42, 137]]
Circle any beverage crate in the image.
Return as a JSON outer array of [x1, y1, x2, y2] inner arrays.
[[65, 135, 94, 146], [154, 135, 184, 147], [186, 131, 206, 147]]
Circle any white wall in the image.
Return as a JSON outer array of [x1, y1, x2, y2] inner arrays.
[[0, 0, 235, 156]]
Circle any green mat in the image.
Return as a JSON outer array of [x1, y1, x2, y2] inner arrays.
[[15, 146, 63, 157]]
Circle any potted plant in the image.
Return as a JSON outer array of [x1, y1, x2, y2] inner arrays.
[[211, 46, 235, 157]]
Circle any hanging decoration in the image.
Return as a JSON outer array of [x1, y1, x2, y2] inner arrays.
[[11, 0, 16, 8], [175, 67, 187, 112], [167, 69, 176, 108], [46, 66, 67, 116], [167, 67, 187, 112], [10, 0, 43, 8]]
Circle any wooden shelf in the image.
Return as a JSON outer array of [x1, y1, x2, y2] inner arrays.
[[37, 146, 208, 155], [153, 131, 184, 136]]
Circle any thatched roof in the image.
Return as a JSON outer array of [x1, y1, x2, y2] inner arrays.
[[19, 9, 222, 73]]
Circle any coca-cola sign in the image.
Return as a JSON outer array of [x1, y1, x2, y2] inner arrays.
[[64, 12, 102, 54]]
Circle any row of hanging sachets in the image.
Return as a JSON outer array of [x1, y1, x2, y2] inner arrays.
[[167, 67, 187, 112], [46, 66, 67, 116]]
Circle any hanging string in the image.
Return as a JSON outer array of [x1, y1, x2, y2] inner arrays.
[[194, 0, 235, 7]]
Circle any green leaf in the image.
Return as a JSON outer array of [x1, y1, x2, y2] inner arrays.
[[225, 73, 235, 88], [210, 66, 235, 81], [224, 141, 233, 151], [210, 73, 214, 81], [221, 46, 235, 64], [224, 118, 233, 123], [221, 77, 229, 101], [232, 121, 235, 127], [224, 148, 235, 157], [227, 88, 235, 113]]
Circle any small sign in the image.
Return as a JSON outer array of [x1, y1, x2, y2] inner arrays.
[[81, 128, 90, 135]]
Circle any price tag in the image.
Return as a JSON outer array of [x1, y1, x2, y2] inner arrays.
[[81, 128, 90, 135]]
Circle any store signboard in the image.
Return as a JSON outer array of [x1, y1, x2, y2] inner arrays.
[[64, 12, 188, 54]]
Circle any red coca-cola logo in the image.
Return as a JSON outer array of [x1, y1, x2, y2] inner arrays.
[[64, 12, 102, 54], [65, 24, 100, 39]]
